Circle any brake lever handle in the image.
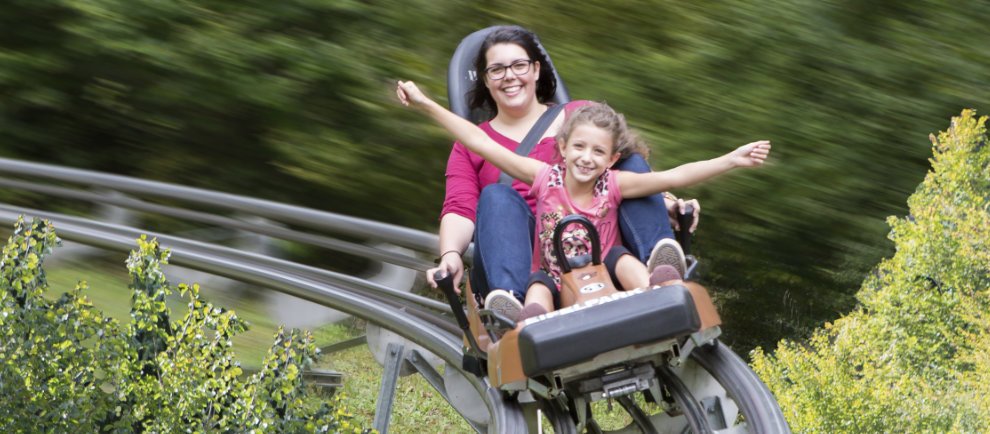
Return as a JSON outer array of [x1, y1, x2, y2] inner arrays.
[[434, 271, 480, 348], [676, 203, 695, 256]]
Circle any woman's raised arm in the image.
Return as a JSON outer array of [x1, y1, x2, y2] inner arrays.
[[397, 80, 543, 185]]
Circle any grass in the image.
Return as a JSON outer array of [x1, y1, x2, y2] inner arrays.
[[316, 345, 471, 432]]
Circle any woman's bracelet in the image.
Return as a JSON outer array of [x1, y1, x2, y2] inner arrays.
[[436, 250, 461, 264]]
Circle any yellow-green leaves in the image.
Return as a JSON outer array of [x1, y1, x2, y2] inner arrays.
[[752, 111, 990, 433]]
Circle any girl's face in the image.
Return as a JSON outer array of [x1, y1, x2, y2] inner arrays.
[[483, 43, 540, 114], [558, 124, 620, 186]]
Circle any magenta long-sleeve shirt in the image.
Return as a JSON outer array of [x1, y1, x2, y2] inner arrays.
[[440, 101, 588, 222]]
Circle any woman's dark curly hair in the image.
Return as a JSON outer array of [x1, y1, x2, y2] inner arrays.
[[468, 26, 558, 118]]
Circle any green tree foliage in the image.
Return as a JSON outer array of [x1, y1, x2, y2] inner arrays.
[[2, 0, 988, 352], [751, 110, 989, 432], [0, 217, 366, 432], [0, 0, 454, 226]]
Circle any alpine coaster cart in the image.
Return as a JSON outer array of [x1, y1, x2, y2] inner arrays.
[[439, 26, 790, 434]]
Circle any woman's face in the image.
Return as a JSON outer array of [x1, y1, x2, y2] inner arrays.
[[483, 43, 541, 114]]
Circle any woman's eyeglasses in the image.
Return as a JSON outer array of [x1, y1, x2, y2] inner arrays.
[[484, 59, 534, 80]]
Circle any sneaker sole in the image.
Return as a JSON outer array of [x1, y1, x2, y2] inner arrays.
[[647, 241, 686, 278], [486, 294, 522, 322]]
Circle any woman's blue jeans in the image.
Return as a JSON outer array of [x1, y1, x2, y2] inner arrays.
[[470, 154, 674, 302]]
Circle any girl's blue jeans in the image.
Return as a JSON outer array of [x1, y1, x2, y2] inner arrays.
[[470, 154, 674, 302]]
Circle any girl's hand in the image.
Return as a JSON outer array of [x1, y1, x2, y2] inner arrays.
[[396, 80, 430, 107], [426, 251, 464, 294], [730, 140, 772, 167]]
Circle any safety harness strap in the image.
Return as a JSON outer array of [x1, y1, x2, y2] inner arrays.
[[497, 103, 566, 185]]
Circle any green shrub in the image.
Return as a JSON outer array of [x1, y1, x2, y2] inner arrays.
[[751, 110, 989, 432], [0, 217, 368, 433]]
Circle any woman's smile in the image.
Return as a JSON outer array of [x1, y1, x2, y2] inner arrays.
[[500, 84, 523, 96]]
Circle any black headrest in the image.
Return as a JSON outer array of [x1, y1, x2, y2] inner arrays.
[[447, 26, 571, 124]]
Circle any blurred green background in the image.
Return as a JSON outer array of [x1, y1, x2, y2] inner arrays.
[[1, 0, 987, 354]]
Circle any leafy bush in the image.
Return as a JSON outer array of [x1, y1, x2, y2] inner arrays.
[[0, 217, 367, 433], [751, 110, 989, 432]]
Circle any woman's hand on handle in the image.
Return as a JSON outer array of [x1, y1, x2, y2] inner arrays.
[[665, 193, 702, 233], [427, 214, 474, 294], [669, 197, 701, 233], [426, 252, 464, 295]]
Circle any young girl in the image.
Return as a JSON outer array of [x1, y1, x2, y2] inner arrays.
[[397, 81, 771, 321]]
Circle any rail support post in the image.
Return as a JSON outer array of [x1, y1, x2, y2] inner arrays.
[[373, 342, 406, 433]]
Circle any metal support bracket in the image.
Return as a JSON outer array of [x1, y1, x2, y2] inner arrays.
[[406, 349, 447, 401], [671, 326, 721, 368], [406, 349, 487, 434], [701, 396, 728, 429], [302, 369, 343, 398], [373, 342, 405, 434]]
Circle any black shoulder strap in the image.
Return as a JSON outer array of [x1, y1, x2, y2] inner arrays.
[[498, 103, 567, 185]]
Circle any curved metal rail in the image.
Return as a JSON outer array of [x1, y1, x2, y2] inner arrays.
[[0, 158, 512, 432], [0, 157, 792, 433]]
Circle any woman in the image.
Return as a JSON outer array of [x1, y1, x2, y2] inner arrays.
[[426, 25, 699, 317]]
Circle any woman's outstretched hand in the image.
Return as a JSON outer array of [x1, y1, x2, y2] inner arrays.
[[396, 80, 430, 107], [730, 140, 772, 168]]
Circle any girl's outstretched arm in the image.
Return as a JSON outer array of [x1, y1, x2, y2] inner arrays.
[[617, 140, 771, 198], [397, 80, 543, 185]]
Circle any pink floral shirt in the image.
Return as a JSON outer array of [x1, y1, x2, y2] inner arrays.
[[439, 100, 591, 222], [529, 163, 623, 282]]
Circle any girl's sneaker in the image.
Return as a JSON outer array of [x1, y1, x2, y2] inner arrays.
[[484, 289, 523, 321], [646, 238, 687, 278]]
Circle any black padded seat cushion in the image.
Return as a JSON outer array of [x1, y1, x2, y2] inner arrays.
[[517, 286, 701, 377]]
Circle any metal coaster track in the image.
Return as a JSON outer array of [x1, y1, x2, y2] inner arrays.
[[0, 157, 528, 433], [0, 157, 790, 433]]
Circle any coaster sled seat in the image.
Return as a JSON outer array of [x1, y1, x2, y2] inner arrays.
[[470, 216, 722, 389], [436, 215, 729, 432]]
